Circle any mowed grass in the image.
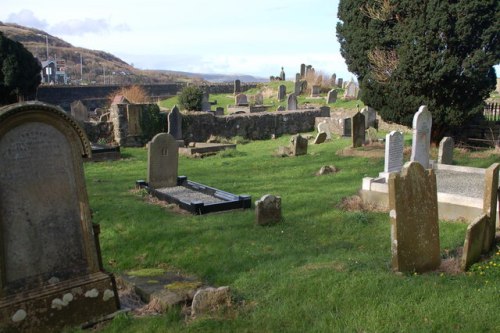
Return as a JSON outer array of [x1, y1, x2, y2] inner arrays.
[[80, 136, 499, 333]]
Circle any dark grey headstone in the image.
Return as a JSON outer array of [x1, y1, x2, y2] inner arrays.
[[255, 194, 282, 226], [352, 112, 365, 148], [168, 105, 182, 140]]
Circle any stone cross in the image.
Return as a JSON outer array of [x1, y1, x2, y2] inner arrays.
[[287, 93, 298, 111], [255, 194, 282, 226], [384, 131, 404, 174], [168, 105, 182, 140], [438, 136, 454, 165], [147, 133, 179, 188], [351, 112, 365, 148], [388, 162, 441, 273], [410, 105, 432, 169]]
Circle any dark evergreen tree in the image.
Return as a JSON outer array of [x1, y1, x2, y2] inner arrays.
[[337, 0, 499, 141], [0, 32, 41, 105], [178, 85, 203, 111]]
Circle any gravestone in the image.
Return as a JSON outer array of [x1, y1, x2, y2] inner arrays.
[[279, 67, 286, 81], [410, 106, 432, 169], [147, 133, 179, 188], [388, 162, 441, 273], [255, 194, 282, 226], [360, 106, 377, 129], [294, 81, 302, 95], [233, 79, 241, 94], [168, 105, 182, 140], [0, 102, 119, 332], [310, 85, 321, 97], [330, 74, 337, 87], [201, 91, 211, 111], [254, 93, 264, 105], [127, 104, 143, 136], [343, 118, 352, 137], [317, 120, 331, 139], [287, 93, 298, 111], [278, 85, 286, 101], [215, 107, 224, 116], [300, 64, 306, 78], [70, 100, 88, 122], [482, 163, 499, 252], [313, 132, 327, 144], [351, 112, 365, 148], [291, 134, 308, 156], [326, 89, 337, 104], [438, 137, 454, 165], [295, 73, 301, 82], [344, 81, 357, 99], [384, 131, 404, 174], [235, 93, 248, 106], [337, 78, 343, 88], [461, 214, 488, 271]]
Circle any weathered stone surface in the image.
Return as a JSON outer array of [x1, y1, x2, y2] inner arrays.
[[70, 100, 88, 122], [147, 133, 179, 188], [461, 214, 487, 271], [127, 104, 143, 136], [291, 134, 308, 156], [313, 132, 327, 144], [287, 93, 298, 111], [233, 79, 241, 94], [278, 85, 286, 101], [168, 105, 182, 140], [317, 120, 332, 140], [254, 93, 264, 105], [482, 163, 499, 252], [343, 117, 352, 137], [255, 194, 282, 226], [438, 137, 454, 165], [360, 106, 377, 129], [191, 287, 232, 318], [235, 93, 248, 106], [326, 89, 337, 104], [410, 106, 432, 169], [384, 131, 404, 173], [310, 85, 321, 97], [388, 162, 441, 273], [316, 165, 339, 176], [351, 112, 365, 148]]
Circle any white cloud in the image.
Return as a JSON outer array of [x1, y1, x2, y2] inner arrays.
[[50, 18, 130, 36], [6, 9, 48, 30]]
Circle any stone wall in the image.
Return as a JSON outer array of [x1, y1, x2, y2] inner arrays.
[[82, 121, 114, 143]]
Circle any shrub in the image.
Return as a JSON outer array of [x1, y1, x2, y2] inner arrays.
[[178, 85, 203, 111], [108, 85, 150, 104]]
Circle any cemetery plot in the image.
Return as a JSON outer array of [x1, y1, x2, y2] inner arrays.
[[88, 142, 121, 162]]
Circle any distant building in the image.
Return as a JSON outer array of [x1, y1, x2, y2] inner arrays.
[[40, 59, 68, 84]]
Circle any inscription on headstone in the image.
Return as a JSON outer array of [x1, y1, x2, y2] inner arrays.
[[384, 131, 404, 173], [410, 106, 432, 169]]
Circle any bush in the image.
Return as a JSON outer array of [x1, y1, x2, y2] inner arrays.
[[178, 85, 203, 111], [109, 85, 149, 104]]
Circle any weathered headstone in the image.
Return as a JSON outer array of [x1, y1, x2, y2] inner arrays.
[[0, 102, 118, 332], [461, 214, 488, 271], [330, 73, 337, 87], [201, 91, 211, 111], [482, 163, 499, 252], [278, 85, 286, 101], [147, 133, 179, 188], [279, 67, 286, 81], [255, 194, 282, 226], [344, 81, 357, 99], [291, 134, 308, 156], [235, 93, 248, 106], [313, 132, 327, 144], [384, 131, 404, 174], [326, 89, 337, 104], [300, 64, 306, 78], [438, 137, 454, 165], [360, 106, 377, 129], [168, 105, 182, 140], [127, 104, 143, 136], [233, 79, 241, 94], [287, 93, 298, 111], [410, 106, 432, 169], [343, 118, 352, 137], [388, 162, 441, 273], [70, 100, 88, 122], [294, 81, 302, 95], [310, 85, 321, 97], [295, 73, 301, 82], [254, 92, 264, 105], [351, 112, 365, 148], [337, 78, 343, 88], [317, 120, 332, 140], [191, 286, 232, 318]]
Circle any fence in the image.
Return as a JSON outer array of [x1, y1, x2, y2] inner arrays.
[[484, 103, 500, 122]]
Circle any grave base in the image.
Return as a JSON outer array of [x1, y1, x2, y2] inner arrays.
[[136, 176, 251, 215], [88, 143, 121, 162], [0, 272, 120, 333]]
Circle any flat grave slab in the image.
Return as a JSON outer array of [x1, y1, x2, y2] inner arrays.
[[179, 143, 236, 156], [136, 176, 251, 215], [88, 143, 121, 162]]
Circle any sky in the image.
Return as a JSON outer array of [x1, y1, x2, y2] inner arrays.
[[1, 0, 355, 80]]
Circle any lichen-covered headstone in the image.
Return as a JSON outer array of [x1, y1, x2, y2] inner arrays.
[[147, 133, 179, 188], [388, 162, 441, 273], [191, 286, 231, 318], [351, 112, 365, 148], [461, 214, 488, 271], [254, 92, 264, 105], [255, 194, 282, 226], [287, 93, 298, 111], [482, 163, 499, 252], [384, 131, 404, 174], [168, 105, 182, 140], [410, 106, 432, 169], [291, 134, 308, 156], [438, 137, 454, 165]]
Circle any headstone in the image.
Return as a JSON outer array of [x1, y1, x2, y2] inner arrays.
[[215, 107, 224, 116], [438, 137, 454, 165], [343, 118, 352, 137], [461, 214, 488, 271], [291, 134, 308, 156], [360, 106, 377, 129], [287, 93, 298, 111], [351, 112, 365, 148], [330, 74, 337, 87], [344, 81, 357, 99], [255, 194, 282, 226], [295, 73, 301, 82], [388, 161, 441, 273], [317, 120, 332, 139], [326, 89, 337, 104], [70, 100, 88, 122], [147, 133, 179, 188], [294, 81, 301, 95], [233, 79, 241, 94], [191, 286, 231, 318], [313, 132, 327, 144], [337, 78, 343, 88], [254, 92, 264, 105], [482, 163, 499, 252], [279, 67, 286, 81], [201, 91, 211, 111], [410, 105, 432, 169], [278, 85, 286, 101], [300, 64, 306, 78], [168, 105, 182, 140], [305, 65, 312, 76], [235, 93, 248, 106], [127, 104, 143, 136], [0, 102, 118, 332], [384, 131, 404, 174], [310, 85, 321, 97]]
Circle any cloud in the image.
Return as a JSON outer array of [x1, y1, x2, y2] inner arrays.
[[50, 18, 130, 36], [6, 9, 48, 30]]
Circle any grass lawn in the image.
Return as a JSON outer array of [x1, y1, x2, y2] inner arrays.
[[79, 135, 500, 333]]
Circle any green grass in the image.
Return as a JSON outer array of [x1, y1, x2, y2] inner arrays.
[[79, 137, 500, 332]]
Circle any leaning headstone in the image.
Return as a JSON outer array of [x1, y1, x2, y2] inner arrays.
[[351, 112, 365, 148], [461, 214, 488, 271], [360, 106, 377, 129], [343, 117, 352, 137], [70, 100, 88, 122], [438, 137, 454, 165], [147, 133, 179, 188], [255, 194, 282, 226], [291, 134, 308, 156], [233, 79, 241, 94], [383, 131, 404, 175], [287, 93, 298, 111], [317, 120, 332, 140], [388, 162, 441, 273], [168, 105, 182, 140], [410, 106, 432, 169], [482, 163, 499, 252], [310, 85, 321, 97], [0, 102, 119, 332], [278, 84, 286, 101], [326, 89, 337, 104], [313, 132, 327, 144], [235, 93, 248, 106]]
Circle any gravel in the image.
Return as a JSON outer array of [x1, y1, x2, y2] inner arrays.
[[435, 170, 484, 198], [156, 186, 226, 204]]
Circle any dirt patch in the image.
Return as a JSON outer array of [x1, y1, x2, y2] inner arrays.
[[336, 144, 385, 158], [338, 195, 386, 212]]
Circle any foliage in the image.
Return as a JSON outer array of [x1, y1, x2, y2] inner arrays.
[[337, 0, 500, 142], [0, 32, 41, 105], [178, 85, 204, 111], [140, 104, 165, 142], [109, 85, 150, 104]]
